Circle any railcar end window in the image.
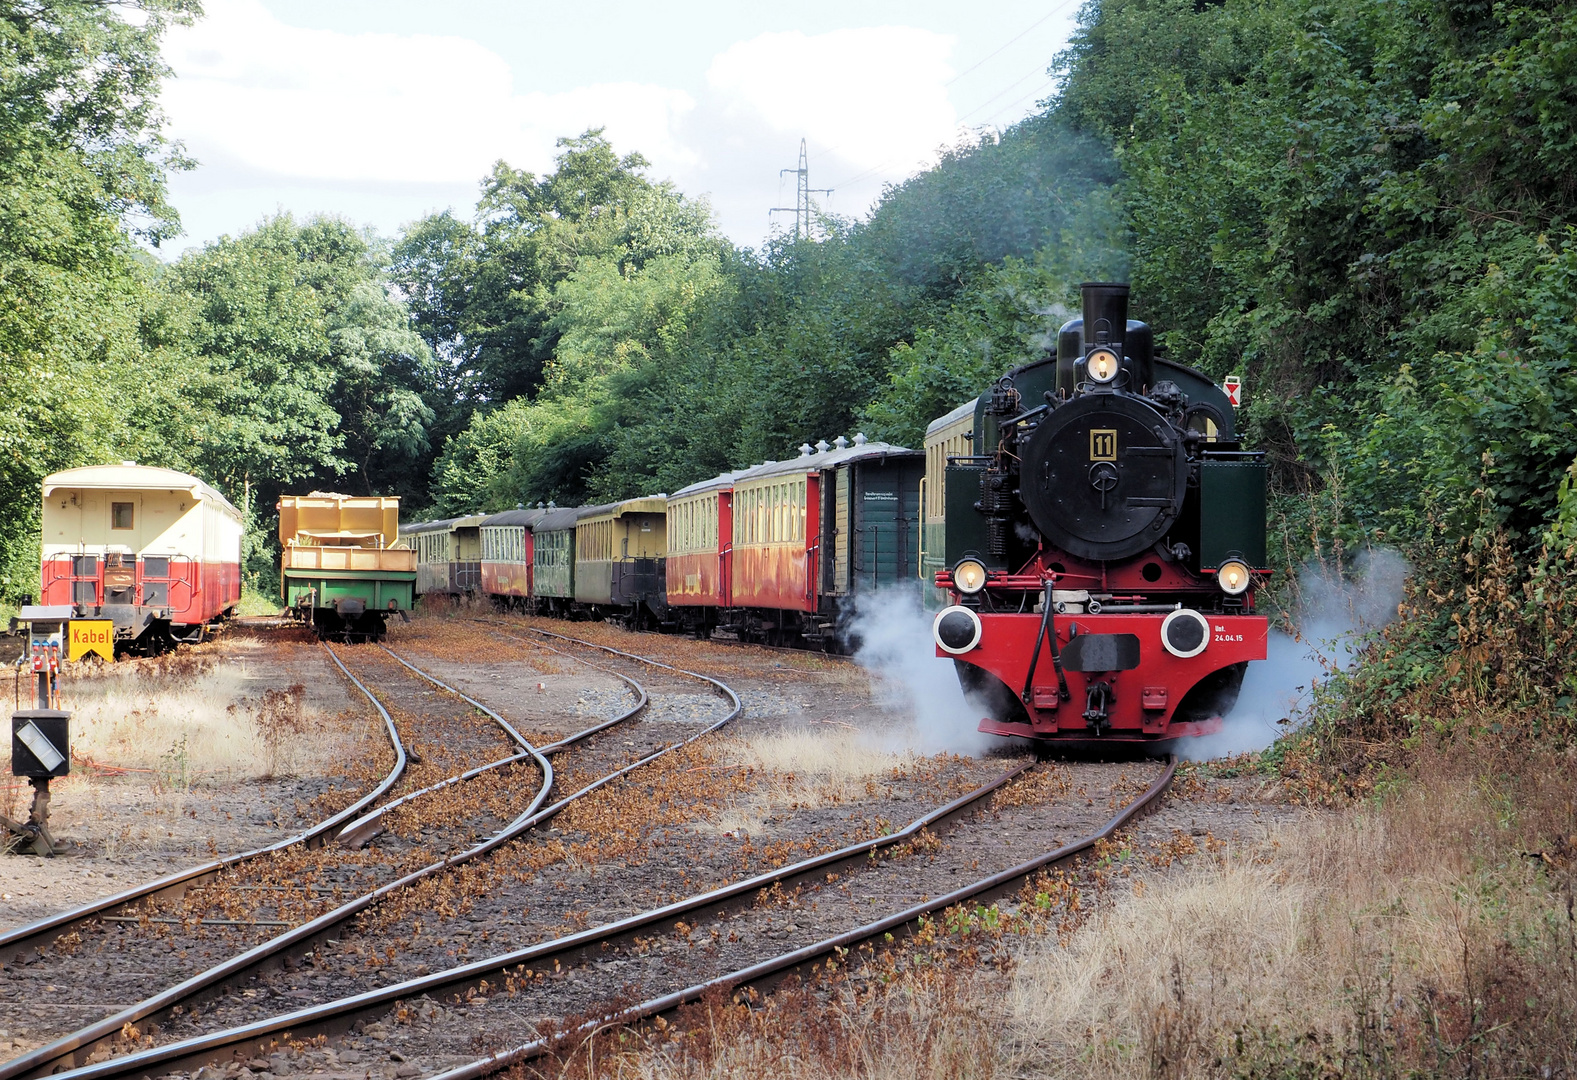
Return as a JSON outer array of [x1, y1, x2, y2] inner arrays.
[[112, 502, 134, 529]]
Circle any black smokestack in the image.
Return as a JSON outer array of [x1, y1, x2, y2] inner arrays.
[[1081, 282, 1130, 346]]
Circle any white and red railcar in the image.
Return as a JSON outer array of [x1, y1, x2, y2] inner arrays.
[[39, 463, 243, 649]]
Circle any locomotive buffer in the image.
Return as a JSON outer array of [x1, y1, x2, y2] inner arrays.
[[4, 608, 72, 856]]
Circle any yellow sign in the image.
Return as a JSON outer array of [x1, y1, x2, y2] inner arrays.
[[1089, 429, 1118, 462], [68, 620, 114, 662]]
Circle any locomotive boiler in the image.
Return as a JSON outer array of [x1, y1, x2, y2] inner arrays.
[[929, 283, 1269, 742]]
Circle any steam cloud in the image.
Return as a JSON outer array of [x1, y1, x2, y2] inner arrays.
[[847, 549, 1409, 761], [847, 589, 1001, 756], [1183, 548, 1410, 761]]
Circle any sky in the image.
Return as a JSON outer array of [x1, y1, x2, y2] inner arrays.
[[157, 1, 1083, 256]]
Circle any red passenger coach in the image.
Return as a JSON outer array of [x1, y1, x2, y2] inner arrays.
[[665, 472, 740, 613], [667, 437, 923, 647], [38, 464, 243, 650], [729, 459, 820, 617], [479, 508, 546, 605]]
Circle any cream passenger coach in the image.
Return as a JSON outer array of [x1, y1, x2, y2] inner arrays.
[[38, 463, 243, 650]]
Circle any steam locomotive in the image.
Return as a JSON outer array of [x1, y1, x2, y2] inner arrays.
[[929, 283, 1269, 743]]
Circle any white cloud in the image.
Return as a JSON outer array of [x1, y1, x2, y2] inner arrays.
[[162, 0, 696, 187], [705, 27, 957, 175], [158, 5, 966, 247]]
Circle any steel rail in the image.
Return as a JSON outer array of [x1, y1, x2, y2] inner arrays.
[[331, 644, 573, 847], [434, 755, 1177, 1080], [0, 643, 408, 960], [337, 632, 659, 847], [4, 635, 740, 1080], [27, 756, 1034, 1080]]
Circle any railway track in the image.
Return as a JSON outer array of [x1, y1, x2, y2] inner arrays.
[[0, 644, 410, 959], [14, 739, 1173, 1080], [0, 641, 548, 1068], [0, 627, 741, 1078]]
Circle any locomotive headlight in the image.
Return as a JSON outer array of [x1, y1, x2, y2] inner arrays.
[[934, 605, 983, 655], [1217, 559, 1252, 596], [952, 558, 988, 595], [1086, 348, 1120, 384]]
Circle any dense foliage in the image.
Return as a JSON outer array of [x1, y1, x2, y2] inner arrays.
[[413, 119, 1122, 513], [0, 0, 197, 596]]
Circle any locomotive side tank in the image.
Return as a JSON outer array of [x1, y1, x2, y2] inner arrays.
[[931, 283, 1270, 742], [39, 463, 243, 650], [921, 402, 976, 613]]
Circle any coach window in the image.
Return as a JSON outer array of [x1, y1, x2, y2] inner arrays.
[[112, 502, 134, 530]]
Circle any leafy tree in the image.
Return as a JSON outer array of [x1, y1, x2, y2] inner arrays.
[[1053, 0, 1577, 543], [0, 0, 196, 599], [152, 215, 436, 584], [392, 129, 721, 406]]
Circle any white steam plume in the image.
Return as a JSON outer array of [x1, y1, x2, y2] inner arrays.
[[847, 588, 1002, 756], [1184, 547, 1410, 761]]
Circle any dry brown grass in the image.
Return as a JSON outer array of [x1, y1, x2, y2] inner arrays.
[[571, 741, 1576, 1080], [699, 728, 916, 836], [58, 638, 367, 781], [1007, 742, 1577, 1079]]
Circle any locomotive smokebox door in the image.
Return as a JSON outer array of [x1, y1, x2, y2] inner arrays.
[[12, 710, 70, 778]]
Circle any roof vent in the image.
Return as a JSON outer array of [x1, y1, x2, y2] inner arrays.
[[120, 460, 137, 467], [799, 443, 813, 457], [516, 502, 524, 510], [547, 500, 557, 509], [853, 432, 867, 446], [815, 439, 829, 454], [537, 501, 546, 509], [833, 436, 848, 450]]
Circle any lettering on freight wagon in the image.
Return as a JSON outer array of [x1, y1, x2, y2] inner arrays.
[[862, 492, 898, 501], [68, 620, 114, 662]]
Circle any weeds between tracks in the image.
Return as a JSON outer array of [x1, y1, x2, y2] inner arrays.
[[546, 743, 1576, 1080]]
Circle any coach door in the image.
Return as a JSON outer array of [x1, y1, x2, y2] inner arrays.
[[830, 468, 851, 595]]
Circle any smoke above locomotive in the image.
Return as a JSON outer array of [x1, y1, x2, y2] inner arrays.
[[926, 282, 1269, 743]]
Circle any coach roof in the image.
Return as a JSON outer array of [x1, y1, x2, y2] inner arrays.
[[480, 508, 548, 528], [43, 464, 242, 522]]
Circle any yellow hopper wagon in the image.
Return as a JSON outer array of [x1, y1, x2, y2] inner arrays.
[[278, 493, 416, 641]]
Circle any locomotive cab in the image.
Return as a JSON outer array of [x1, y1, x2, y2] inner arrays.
[[933, 282, 1271, 743]]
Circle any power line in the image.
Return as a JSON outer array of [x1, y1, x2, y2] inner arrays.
[[970, 78, 1061, 127], [802, 1, 1078, 168], [823, 62, 1057, 193], [956, 70, 1058, 125], [944, 0, 1079, 87]]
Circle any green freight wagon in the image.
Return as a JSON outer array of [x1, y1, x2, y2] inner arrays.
[[279, 493, 416, 641]]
